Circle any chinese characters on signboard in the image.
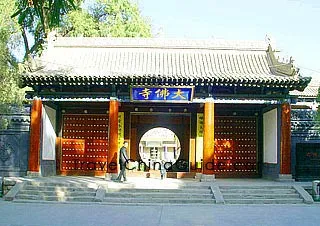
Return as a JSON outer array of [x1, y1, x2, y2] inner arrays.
[[131, 86, 194, 102], [118, 112, 124, 147], [197, 113, 204, 137], [196, 113, 204, 164]]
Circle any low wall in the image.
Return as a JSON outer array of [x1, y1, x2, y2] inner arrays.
[[291, 109, 320, 180], [0, 106, 30, 177], [2, 177, 17, 196], [0, 176, 2, 196]]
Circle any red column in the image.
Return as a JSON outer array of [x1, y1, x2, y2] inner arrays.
[[203, 99, 215, 175], [107, 100, 119, 173], [280, 102, 291, 174], [28, 99, 42, 173]]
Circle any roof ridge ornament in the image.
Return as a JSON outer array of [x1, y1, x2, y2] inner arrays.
[[267, 45, 297, 77], [265, 34, 276, 50], [47, 30, 58, 49], [19, 55, 44, 73]]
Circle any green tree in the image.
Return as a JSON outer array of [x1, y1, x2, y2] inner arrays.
[[0, 0, 26, 128], [59, 0, 152, 37], [12, 0, 77, 59], [12, 0, 151, 59]]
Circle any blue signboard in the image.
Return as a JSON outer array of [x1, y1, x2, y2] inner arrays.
[[131, 86, 194, 102]]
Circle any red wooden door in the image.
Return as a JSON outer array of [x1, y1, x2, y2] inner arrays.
[[60, 114, 108, 176], [214, 116, 258, 177]]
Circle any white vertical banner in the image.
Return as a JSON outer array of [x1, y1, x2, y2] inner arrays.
[[263, 108, 278, 163], [41, 107, 56, 160]]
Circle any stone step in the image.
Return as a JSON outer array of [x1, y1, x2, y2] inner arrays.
[[103, 197, 216, 204], [25, 182, 94, 188], [18, 190, 96, 197], [12, 199, 216, 206], [23, 185, 96, 193], [219, 188, 296, 194], [225, 198, 304, 204], [105, 192, 213, 198], [223, 193, 300, 199], [108, 188, 211, 194], [219, 185, 293, 190], [174, 185, 211, 189], [15, 194, 95, 202]]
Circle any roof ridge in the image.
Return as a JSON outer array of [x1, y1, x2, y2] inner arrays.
[[51, 37, 268, 51]]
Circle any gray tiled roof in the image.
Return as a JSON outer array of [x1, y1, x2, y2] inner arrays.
[[290, 77, 320, 98], [23, 37, 310, 90]]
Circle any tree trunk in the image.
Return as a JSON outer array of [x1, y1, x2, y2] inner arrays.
[[21, 25, 31, 60]]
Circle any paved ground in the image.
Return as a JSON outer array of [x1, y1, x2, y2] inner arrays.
[[1, 200, 320, 226]]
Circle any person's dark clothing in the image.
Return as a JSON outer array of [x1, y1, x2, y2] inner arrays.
[[116, 145, 128, 181], [119, 146, 128, 165]]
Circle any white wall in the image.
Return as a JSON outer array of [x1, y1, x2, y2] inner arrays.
[[44, 106, 56, 129], [42, 106, 56, 160], [263, 108, 278, 164]]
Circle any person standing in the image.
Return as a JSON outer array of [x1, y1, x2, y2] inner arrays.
[[115, 141, 129, 182], [160, 160, 166, 180]]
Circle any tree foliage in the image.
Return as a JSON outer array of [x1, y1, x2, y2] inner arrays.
[[12, 0, 151, 60], [59, 0, 152, 37], [0, 0, 26, 128], [1, 0, 152, 128], [0, 0, 24, 106], [12, 0, 77, 59], [61, 9, 102, 37]]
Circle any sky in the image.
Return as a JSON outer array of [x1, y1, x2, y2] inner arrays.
[[137, 0, 320, 80]]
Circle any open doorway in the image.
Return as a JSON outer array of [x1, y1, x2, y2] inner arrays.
[[139, 127, 181, 168], [130, 114, 190, 172]]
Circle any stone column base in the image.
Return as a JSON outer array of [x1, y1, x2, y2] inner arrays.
[[200, 174, 215, 182], [195, 173, 202, 180], [105, 173, 118, 180], [276, 174, 294, 182], [27, 171, 41, 177]]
